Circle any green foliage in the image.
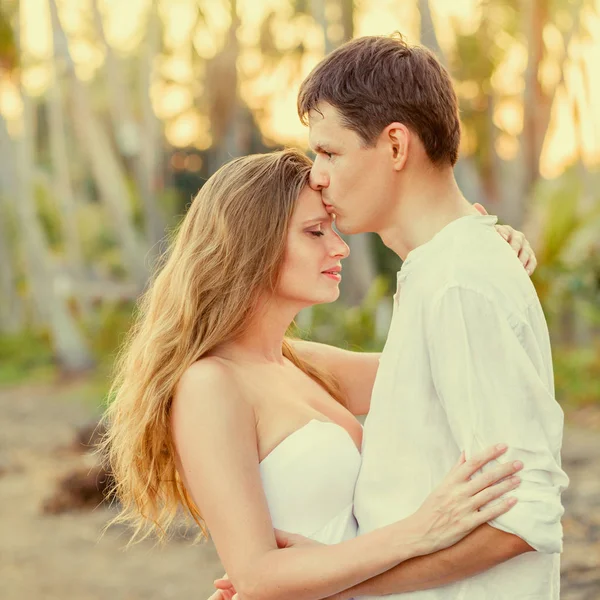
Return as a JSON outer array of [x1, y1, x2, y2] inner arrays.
[[530, 168, 600, 331], [86, 301, 136, 365], [0, 4, 18, 71], [291, 276, 391, 352], [0, 330, 55, 386], [0, 301, 135, 387], [371, 235, 403, 291], [34, 181, 62, 250], [554, 344, 600, 407]]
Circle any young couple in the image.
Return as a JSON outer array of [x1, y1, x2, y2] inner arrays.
[[103, 35, 569, 599]]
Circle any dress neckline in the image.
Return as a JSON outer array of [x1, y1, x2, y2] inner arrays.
[[260, 419, 360, 466]]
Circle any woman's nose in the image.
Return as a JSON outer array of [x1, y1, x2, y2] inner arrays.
[[331, 236, 350, 258]]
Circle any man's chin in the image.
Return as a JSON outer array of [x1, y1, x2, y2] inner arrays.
[[335, 218, 365, 236]]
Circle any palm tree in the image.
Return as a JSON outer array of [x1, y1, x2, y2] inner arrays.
[[48, 0, 148, 289], [8, 2, 94, 372], [91, 0, 165, 254], [46, 47, 90, 317]]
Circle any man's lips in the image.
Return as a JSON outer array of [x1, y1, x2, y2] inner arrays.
[[324, 203, 336, 214]]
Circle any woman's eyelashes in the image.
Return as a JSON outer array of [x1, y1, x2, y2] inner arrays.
[[309, 230, 325, 237]]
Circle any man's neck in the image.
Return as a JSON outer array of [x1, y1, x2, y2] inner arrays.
[[378, 171, 477, 260]]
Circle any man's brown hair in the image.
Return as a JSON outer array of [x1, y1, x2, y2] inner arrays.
[[298, 34, 461, 166]]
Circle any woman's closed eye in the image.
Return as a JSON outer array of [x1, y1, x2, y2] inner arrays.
[[309, 230, 325, 237]]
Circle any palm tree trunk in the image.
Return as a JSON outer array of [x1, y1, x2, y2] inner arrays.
[[418, 0, 446, 65], [0, 109, 23, 333], [11, 84, 94, 372], [92, 0, 165, 254], [48, 0, 148, 289], [138, 0, 165, 250], [47, 69, 91, 317]]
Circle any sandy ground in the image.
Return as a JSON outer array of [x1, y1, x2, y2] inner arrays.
[[0, 382, 598, 599]]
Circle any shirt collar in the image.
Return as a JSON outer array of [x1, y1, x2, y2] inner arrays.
[[396, 214, 498, 287]]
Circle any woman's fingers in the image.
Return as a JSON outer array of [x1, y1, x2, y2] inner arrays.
[[470, 474, 521, 510], [465, 458, 523, 495], [495, 224, 537, 275], [518, 243, 537, 274], [495, 224, 511, 241], [474, 495, 518, 528], [473, 202, 489, 216], [450, 450, 466, 472], [454, 444, 509, 481], [524, 252, 537, 276], [509, 230, 525, 254]]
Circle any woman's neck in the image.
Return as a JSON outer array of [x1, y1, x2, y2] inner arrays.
[[213, 297, 299, 365]]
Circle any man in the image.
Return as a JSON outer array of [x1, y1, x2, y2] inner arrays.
[[212, 34, 568, 598]]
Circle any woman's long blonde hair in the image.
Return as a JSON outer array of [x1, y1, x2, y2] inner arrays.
[[101, 149, 345, 544]]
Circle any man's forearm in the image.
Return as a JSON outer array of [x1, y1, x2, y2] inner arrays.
[[334, 525, 534, 599]]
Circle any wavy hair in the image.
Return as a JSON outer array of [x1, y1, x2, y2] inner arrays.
[[100, 149, 345, 544]]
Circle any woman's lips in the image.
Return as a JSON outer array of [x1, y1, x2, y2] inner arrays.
[[322, 272, 341, 281], [322, 267, 341, 281]]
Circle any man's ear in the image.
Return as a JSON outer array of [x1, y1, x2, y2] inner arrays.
[[385, 123, 409, 171], [473, 203, 488, 216]]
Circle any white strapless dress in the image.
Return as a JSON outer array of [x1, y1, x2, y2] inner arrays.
[[260, 419, 361, 545]]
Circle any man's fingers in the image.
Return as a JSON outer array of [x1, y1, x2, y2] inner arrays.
[[214, 579, 233, 589]]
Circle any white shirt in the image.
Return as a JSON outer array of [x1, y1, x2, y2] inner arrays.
[[354, 215, 569, 599]]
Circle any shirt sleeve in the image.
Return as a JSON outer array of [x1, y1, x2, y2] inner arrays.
[[428, 284, 569, 554]]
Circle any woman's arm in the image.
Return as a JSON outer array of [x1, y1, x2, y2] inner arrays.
[[292, 340, 379, 415], [173, 360, 521, 600], [173, 359, 414, 600]]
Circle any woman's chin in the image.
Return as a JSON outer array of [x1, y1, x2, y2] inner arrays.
[[310, 289, 341, 305]]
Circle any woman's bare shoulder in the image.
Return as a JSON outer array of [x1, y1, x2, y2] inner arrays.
[[174, 356, 250, 417]]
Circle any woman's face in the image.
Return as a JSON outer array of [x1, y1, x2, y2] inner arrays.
[[276, 185, 350, 307]]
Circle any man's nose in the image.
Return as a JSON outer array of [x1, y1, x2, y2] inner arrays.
[[309, 162, 328, 191]]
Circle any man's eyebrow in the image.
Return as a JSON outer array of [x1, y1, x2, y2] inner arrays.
[[310, 141, 331, 154]]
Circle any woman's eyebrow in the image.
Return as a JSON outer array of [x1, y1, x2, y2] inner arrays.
[[302, 217, 328, 226]]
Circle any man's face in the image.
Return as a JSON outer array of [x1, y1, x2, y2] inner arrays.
[[308, 102, 395, 235]]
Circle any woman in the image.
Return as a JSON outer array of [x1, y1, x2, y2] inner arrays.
[[102, 149, 529, 600]]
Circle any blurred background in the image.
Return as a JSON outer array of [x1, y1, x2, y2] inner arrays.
[[0, 0, 598, 598]]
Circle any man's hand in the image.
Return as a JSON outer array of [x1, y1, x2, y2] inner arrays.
[[208, 530, 323, 600], [473, 203, 537, 275]]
